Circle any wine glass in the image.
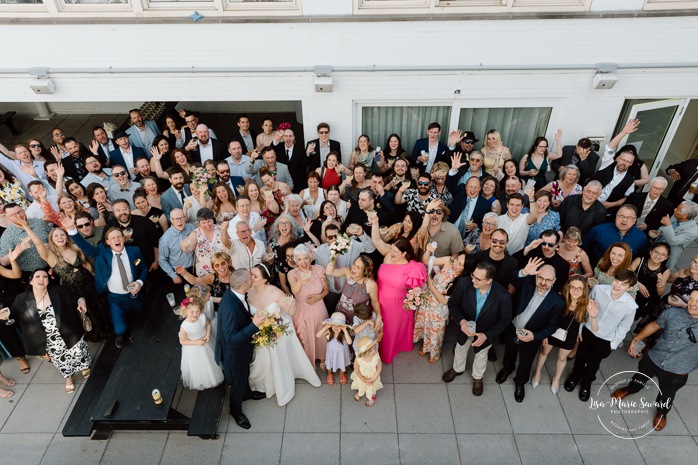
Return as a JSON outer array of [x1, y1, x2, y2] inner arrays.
[[123, 228, 133, 243], [1, 307, 13, 326]]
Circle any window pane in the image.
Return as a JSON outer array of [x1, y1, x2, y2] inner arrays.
[[457, 107, 552, 160], [149, 0, 213, 2], [62, 0, 127, 3], [361, 106, 451, 156], [0, 0, 43, 3]]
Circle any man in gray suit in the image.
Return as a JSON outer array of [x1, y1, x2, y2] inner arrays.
[[125, 109, 160, 151], [161, 167, 192, 221], [654, 201, 698, 270], [245, 146, 294, 191]]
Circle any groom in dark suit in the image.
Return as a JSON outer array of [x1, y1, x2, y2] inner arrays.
[[215, 269, 266, 429]]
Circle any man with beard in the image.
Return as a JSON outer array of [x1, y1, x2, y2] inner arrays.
[[125, 108, 160, 151], [474, 228, 519, 294], [186, 124, 226, 164], [181, 110, 218, 144], [107, 165, 139, 209], [557, 181, 607, 235], [500, 177, 530, 215], [420, 198, 462, 258], [91, 126, 115, 166], [384, 157, 413, 219], [230, 114, 257, 155], [395, 173, 438, 215], [56, 137, 89, 182], [161, 167, 192, 220], [106, 199, 159, 273], [520, 229, 570, 292], [224, 140, 251, 180], [306, 122, 342, 172], [80, 155, 112, 188], [246, 146, 294, 190]]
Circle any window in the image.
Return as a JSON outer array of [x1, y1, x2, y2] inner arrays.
[[361, 105, 451, 156], [644, 0, 698, 10], [456, 107, 552, 160]]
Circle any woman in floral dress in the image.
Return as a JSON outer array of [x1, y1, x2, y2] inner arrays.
[[184, 208, 231, 277], [414, 247, 471, 364]]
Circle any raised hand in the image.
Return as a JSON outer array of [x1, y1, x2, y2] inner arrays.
[[450, 152, 467, 171], [523, 257, 545, 276], [555, 128, 562, 143], [622, 118, 640, 135], [587, 300, 599, 319], [7, 244, 27, 261], [150, 146, 161, 160], [50, 146, 62, 161], [59, 212, 75, 230], [448, 130, 463, 147], [90, 140, 100, 155]]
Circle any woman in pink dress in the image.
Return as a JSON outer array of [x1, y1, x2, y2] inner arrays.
[[288, 244, 330, 369], [368, 212, 427, 364]]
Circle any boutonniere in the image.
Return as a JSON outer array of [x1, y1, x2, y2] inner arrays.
[[376, 203, 382, 209], [134, 259, 141, 266]]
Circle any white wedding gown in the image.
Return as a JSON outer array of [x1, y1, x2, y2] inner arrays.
[[248, 302, 321, 406]]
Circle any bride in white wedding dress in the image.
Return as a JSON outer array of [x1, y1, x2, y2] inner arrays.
[[246, 264, 321, 406]]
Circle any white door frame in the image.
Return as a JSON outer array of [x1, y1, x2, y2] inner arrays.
[[622, 98, 690, 181]]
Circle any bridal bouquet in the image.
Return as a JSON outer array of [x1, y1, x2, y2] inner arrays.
[[190, 166, 215, 193], [403, 287, 429, 312], [252, 312, 291, 348], [329, 233, 352, 256]]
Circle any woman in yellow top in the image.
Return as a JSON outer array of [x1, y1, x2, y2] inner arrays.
[[481, 130, 512, 177]]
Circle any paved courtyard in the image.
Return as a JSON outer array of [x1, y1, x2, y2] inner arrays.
[[2, 243, 698, 465]]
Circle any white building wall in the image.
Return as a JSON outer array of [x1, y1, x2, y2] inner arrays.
[[1, 16, 697, 154]]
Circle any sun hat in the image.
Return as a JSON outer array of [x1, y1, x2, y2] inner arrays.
[[323, 312, 349, 327], [356, 336, 379, 356]]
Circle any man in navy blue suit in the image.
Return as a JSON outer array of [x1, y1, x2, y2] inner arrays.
[[109, 129, 146, 178], [496, 259, 564, 402], [215, 269, 266, 429], [411, 122, 449, 174], [64, 214, 148, 349]]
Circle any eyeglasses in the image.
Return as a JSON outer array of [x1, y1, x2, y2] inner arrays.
[[483, 221, 497, 227], [616, 214, 636, 221], [542, 241, 557, 248], [569, 286, 585, 292], [418, 181, 431, 186], [171, 217, 186, 222], [687, 327, 696, 344], [426, 209, 443, 215], [113, 171, 127, 177], [237, 229, 251, 234], [326, 234, 337, 240], [536, 276, 555, 283], [218, 169, 230, 174], [470, 158, 483, 163], [651, 250, 669, 258], [491, 238, 507, 245], [318, 130, 329, 134], [29, 144, 42, 148], [76, 223, 91, 229], [53, 132, 65, 137], [463, 140, 475, 144], [471, 273, 488, 282]]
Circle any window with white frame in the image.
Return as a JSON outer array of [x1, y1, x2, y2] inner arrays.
[[457, 106, 552, 160], [361, 105, 451, 156], [356, 0, 591, 13], [644, 0, 698, 10]]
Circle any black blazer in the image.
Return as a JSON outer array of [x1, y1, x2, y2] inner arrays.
[[274, 144, 308, 190], [189, 138, 227, 164], [214, 289, 257, 372], [448, 278, 512, 351], [411, 138, 449, 173], [10, 287, 83, 356], [230, 129, 259, 154], [666, 158, 698, 205], [624, 192, 674, 234], [550, 146, 600, 185], [511, 276, 565, 341], [306, 138, 342, 172]]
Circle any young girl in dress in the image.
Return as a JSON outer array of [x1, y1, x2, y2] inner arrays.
[[186, 284, 216, 343], [352, 303, 382, 354], [316, 312, 352, 385], [179, 297, 225, 391], [351, 336, 383, 407]]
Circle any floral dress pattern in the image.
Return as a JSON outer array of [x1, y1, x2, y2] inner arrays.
[[413, 266, 456, 359], [525, 210, 560, 246], [0, 179, 30, 209], [40, 306, 91, 378], [194, 226, 228, 276], [550, 181, 582, 206], [336, 278, 371, 323]]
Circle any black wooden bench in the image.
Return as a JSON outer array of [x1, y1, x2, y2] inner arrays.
[[62, 287, 225, 439], [0, 111, 20, 135]]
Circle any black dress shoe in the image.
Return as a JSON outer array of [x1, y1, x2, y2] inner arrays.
[[233, 413, 251, 429], [564, 376, 578, 392], [579, 388, 590, 402], [115, 336, 125, 349], [244, 391, 266, 401], [495, 368, 511, 384], [514, 385, 525, 403]]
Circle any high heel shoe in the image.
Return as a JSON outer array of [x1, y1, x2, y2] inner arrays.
[[531, 378, 539, 389], [551, 384, 559, 396]]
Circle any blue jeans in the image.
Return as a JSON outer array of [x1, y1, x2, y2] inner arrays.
[[106, 292, 143, 336]]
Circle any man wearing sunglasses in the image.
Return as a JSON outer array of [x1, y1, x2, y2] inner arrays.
[[107, 165, 139, 209], [395, 173, 438, 215], [74, 211, 103, 269], [520, 229, 570, 292], [611, 289, 698, 431], [109, 129, 146, 178], [422, 199, 462, 259], [565, 270, 637, 403], [474, 228, 518, 294], [447, 130, 478, 158]]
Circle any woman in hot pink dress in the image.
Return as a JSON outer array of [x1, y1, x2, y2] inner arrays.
[[369, 213, 427, 364]]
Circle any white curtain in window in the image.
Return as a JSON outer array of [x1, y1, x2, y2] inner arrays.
[[361, 106, 451, 156], [457, 107, 552, 161]]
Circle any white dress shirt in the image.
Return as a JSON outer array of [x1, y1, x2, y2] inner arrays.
[[197, 141, 214, 163], [107, 249, 135, 295]]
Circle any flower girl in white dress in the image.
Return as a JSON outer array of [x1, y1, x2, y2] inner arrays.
[[179, 297, 225, 390]]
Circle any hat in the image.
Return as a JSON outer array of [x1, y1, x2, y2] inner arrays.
[[460, 131, 479, 143], [113, 129, 128, 140], [356, 336, 378, 356], [324, 312, 349, 327]]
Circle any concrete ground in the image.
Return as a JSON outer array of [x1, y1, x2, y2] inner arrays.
[[2, 115, 698, 464]]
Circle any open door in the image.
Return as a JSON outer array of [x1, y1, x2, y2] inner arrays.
[[619, 98, 689, 184]]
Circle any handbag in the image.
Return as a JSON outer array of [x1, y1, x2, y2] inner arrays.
[[551, 315, 575, 341], [80, 311, 93, 332]]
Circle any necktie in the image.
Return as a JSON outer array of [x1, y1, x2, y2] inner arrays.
[[116, 253, 129, 291], [640, 198, 654, 220], [179, 189, 186, 205], [243, 292, 251, 315], [286, 149, 290, 161]]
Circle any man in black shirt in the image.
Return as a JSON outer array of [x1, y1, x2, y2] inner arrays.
[[519, 229, 570, 292], [106, 199, 159, 272], [474, 228, 519, 295], [558, 181, 607, 235]]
